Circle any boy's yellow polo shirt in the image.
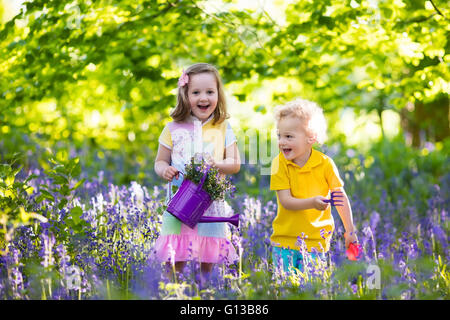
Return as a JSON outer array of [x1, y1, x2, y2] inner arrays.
[[270, 149, 344, 253]]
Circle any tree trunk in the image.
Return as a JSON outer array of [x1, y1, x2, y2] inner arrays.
[[400, 94, 449, 147]]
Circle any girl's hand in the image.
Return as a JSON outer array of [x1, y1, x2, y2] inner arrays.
[[312, 196, 330, 211], [162, 166, 179, 182], [344, 230, 358, 249], [203, 153, 216, 167]]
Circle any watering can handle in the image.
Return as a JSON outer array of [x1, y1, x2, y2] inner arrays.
[[197, 165, 210, 191], [168, 166, 209, 199], [167, 170, 184, 201]]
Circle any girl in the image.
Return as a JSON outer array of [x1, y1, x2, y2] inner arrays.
[[154, 63, 240, 283]]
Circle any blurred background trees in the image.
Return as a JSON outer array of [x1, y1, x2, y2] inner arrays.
[[0, 0, 448, 188]]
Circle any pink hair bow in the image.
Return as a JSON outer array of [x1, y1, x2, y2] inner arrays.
[[178, 69, 189, 87]]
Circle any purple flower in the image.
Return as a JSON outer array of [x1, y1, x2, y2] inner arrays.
[[350, 283, 358, 295], [39, 232, 56, 268]]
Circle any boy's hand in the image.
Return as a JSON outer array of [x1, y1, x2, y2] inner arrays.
[[312, 196, 330, 211], [344, 230, 358, 249], [162, 166, 179, 182]]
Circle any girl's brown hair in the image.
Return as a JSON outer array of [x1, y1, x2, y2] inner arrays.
[[170, 63, 228, 125]]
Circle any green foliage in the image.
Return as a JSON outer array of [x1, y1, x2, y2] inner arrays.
[[0, 155, 44, 255], [334, 135, 450, 211], [0, 159, 29, 215], [0, 152, 88, 259], [38, 155, 89, 241]]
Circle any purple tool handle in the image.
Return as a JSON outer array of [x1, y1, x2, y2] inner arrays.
[[323, 191, 344, 207]]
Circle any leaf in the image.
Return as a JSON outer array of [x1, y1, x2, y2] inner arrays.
[[254, 105, 266, 114], [24, 174, 39, 183], [48, 172, 69, 185], [68, 158, 81, 178], [318, 16, 334, 30], [71, 178, 86, 191], [20, 207, 30, 223], [72, 162, 81, 178], [72, 223, 83, 233], [11, 165, 23, 177], [70, 206, 83, 225], [25, 186, 34, 196], [39, 189, 54, 202], [381, 7, 393, 19], [5, 175, 15, 187], [58, 198, 68, 210], [35, 194, 47, 204], [0, 164, 11, 178], [55, 165, 67, 175], [60, 185, 70, 196]]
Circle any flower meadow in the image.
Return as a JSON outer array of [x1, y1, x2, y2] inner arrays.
[[0, 144, 448, 300]]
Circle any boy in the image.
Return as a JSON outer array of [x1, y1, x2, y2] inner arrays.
[[270, 98, 358, 273]]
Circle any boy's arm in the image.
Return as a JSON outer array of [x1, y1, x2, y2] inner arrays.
[[276, 189, 329, 211], [332, 187, 358, 247]]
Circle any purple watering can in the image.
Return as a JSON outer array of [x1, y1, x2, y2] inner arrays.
[[166, 168, 239, 229]]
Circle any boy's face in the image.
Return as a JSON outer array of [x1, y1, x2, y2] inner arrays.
[[277, 116, 315, 164], [188, 72, 218, 123]]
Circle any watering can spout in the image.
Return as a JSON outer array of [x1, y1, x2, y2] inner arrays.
[[198, 214, 239, 227]]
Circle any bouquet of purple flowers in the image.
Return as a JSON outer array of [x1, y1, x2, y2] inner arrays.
[[182, 153, 235, 201]]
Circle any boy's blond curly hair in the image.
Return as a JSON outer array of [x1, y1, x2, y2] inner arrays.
[[273, 98, 328, 145]]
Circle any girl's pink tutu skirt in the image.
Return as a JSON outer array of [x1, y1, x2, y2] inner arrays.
[[154, 221, 239, 264], [154, 201, 239, 264]]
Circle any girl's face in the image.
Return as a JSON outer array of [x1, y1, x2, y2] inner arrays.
[[277, 116, 315, 166], [188, 72, 218, 123]]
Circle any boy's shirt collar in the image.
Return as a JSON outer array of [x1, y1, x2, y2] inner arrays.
[[282, 149, 323, 172]]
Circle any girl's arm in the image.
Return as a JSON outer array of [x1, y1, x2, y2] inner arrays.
[[210, 142, 241, 175], [332, 187, 358, 247], [276, 189, 329, 211], [154, 144, 179, 182]]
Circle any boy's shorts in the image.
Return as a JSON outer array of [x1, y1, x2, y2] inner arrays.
[[272, 246, 327, 273]]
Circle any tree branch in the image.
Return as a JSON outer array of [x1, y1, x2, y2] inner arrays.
[[188, 0, 275, 59], [429, 0, 449, 20], [403, 13, 436, 24]]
